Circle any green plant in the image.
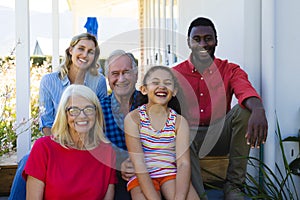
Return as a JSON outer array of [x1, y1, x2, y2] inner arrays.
[[245, 118, 299, 200], [0, 56, 50, 156], [200, 117, 300, 199], [0, 86, 17, 156]]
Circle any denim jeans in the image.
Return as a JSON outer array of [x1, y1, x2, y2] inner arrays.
[[8, 153, 29, 200]]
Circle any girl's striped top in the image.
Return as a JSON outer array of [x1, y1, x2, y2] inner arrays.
[[138, 104, 177, 178]]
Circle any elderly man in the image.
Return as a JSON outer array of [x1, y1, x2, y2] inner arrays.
[[100, 49, 147, 200]]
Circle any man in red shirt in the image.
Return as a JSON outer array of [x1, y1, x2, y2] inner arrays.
[[173, 17, 268, 200]]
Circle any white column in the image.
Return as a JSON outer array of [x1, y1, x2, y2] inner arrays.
[[15, 0, 31, 161], [151, 0, 155, 64], [244, 0, 261, 92], [261, 0, 276, 178], [170, 0, 175, 64], [157, 0, 161, 64], [162, 0, 167, 65], [52, 0, 60, 69], [243, 0, 262, 185], [146, 0, 151, 65]]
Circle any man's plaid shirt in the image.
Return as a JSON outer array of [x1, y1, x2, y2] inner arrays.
[[100, 90, 140, 150]]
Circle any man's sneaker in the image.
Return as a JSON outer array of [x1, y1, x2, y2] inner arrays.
[[224, 182, 245, 200]]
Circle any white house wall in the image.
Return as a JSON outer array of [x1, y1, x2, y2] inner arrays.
[[177, 0, 244, 67], [275, 0, 300, 136], [274, 0, 300, 191]]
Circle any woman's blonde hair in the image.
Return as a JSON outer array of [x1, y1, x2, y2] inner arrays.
[[51, 84, 109, 149], [59, 33, 100, 79]]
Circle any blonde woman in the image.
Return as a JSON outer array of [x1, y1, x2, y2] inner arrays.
[[24, 85, 116, 200], [40, 32, 107, 136]]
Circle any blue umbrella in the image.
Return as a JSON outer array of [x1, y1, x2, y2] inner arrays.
[[84, 17, 98, 38]]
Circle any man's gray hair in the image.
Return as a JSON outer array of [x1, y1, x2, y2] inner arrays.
[[104, 49, 138, 76]]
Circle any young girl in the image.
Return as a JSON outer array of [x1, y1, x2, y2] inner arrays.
[[124, 66, 199, 200]]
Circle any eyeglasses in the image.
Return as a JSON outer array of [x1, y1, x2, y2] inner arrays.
[[66, 105, 96, 116]]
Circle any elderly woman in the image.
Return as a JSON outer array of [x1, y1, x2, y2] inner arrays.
[[23, 85, 116, 200]]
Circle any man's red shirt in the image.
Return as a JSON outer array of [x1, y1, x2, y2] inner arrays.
[[173, 57, 261, 126]]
